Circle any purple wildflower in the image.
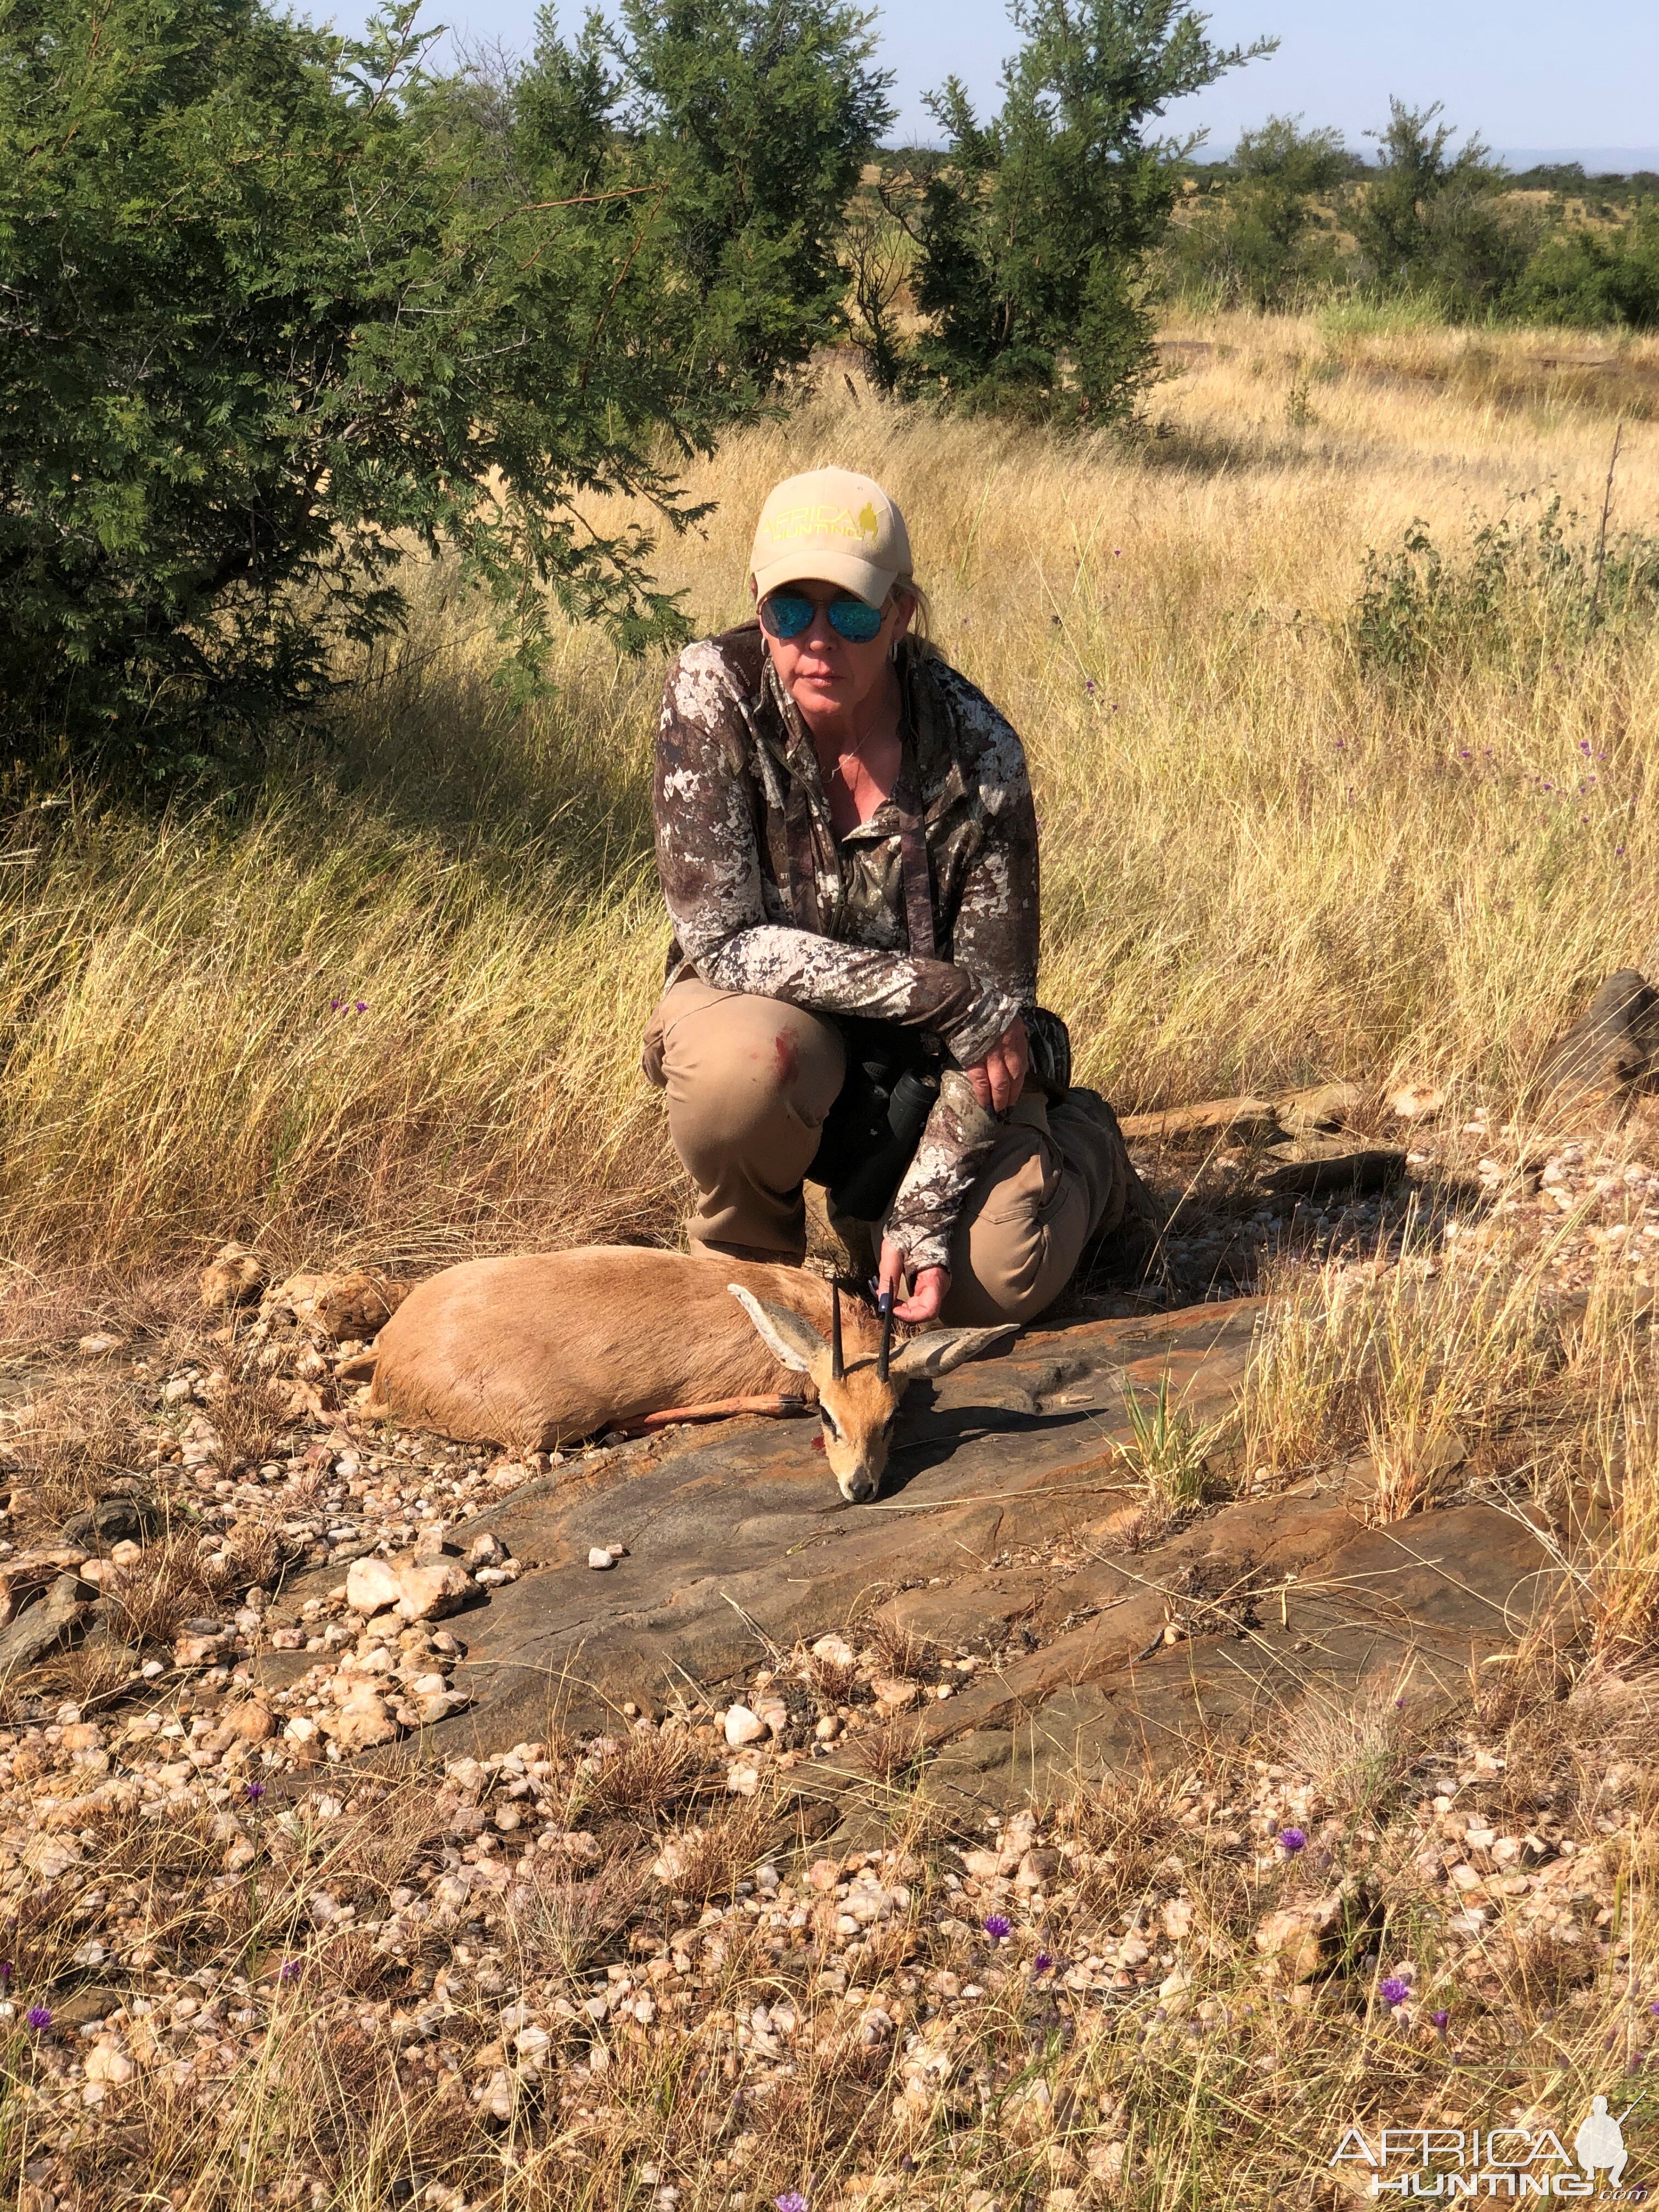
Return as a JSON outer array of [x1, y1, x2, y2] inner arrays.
[[1086, 679, 1096, 694], [1380, 1976, 1410, 2008], [25, 2006, 50, 2030], [775, 2194, 809, 2212], [1431, 2008, 1449, 2033], [1278, 1827, 1307, 1854], [983, 1914, 1012, 1942], [279, 1959, 301, 1982], [245, 1780, 264, 1803], [330, 999, 343, 1012], [1033, 1953, 1054, 1974], [1649, 2000, 1659, 2018], [354, 1000, 367, 1013], [0, 1963, 11, 1985]]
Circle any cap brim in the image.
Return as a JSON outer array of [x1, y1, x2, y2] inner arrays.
[[752, 551, 900, 608]]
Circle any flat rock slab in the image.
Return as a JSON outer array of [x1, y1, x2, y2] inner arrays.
[[0, 1574, 92, 1677], [433, 1299, 1259, 1748], [904, 1496, 1557, 1825], [422, 1296, 1562, 1823]]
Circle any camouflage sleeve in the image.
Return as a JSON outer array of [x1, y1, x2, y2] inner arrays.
[[883, 1070, 1000, 1277], [656, 644, 1019, 1065], [944, 686, 1042, 1006]]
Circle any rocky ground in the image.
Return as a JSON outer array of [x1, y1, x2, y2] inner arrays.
[[1, 1078, 1656, 2208]]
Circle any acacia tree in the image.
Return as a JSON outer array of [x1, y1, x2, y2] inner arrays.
[[518, 0, 894, 398], [1223, 116, 1352, 301], [1356, 98, 1533, 307], [0, 0, 748, 783], [902, 0, 1272, 420]]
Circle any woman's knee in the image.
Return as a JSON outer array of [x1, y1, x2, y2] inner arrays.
[[942, 1135, 1091, 1326], [657, 988, 844, 1163]]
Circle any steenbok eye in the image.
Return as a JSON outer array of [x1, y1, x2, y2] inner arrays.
[[821, 1410, 841, 1441]]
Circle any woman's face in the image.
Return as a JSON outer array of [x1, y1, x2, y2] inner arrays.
[[756, 578, 915, 730]]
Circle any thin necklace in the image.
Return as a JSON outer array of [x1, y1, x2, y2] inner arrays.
[[832, 672, 899, 778]]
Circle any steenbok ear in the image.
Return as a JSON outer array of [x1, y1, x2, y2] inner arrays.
[[728, 1285, 831, 1376], [888, 1323, 1019, 1380]]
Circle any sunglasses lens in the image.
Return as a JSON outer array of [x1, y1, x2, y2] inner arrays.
[[760, 592, 814, 639], [828, 597, 884, 644]]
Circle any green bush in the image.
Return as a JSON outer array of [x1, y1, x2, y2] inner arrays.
[[896, 0, 1271, 422], [1348, 499, 1659, 680], [516, 0, 893, 399], [1353, 99, 1537, 311], [0, 0, 761, 783], [1166, 114, 1353, 309], [1509, 208, 1659, 329]]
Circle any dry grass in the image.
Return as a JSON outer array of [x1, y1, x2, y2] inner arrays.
[[1272, 1681, 1418, 1822], [1, 1372, 149, 1536], [2, 312, 1658, 1300], [1, 1661, 1656, 2210], [1240, 1230, 1560, 1493], [863, 1617, 941, 1684], [568, 1724, 710, 1827], [101, 1532, 225, 1649], [649, 1797, 778, 1908], [208, 1375, 294, 1475]]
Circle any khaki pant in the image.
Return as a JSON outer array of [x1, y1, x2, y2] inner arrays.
[[642, 977, 1145, 1326]]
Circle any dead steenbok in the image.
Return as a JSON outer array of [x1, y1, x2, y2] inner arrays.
[[363, 1249, 1015, 1502]]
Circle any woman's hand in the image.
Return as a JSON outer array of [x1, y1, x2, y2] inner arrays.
[[963, 1012, 1028, 1116], [878, 1237, 949, 1325]]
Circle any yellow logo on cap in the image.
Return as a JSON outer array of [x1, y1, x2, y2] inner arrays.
[[763, 501, 882, 548]]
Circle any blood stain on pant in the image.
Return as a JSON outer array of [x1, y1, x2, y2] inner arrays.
[[774, 1031, 799, 1087]]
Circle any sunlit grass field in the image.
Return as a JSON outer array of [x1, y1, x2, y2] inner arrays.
[[3, 309, 1657, 1296]]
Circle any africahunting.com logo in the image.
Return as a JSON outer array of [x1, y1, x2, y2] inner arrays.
[[1333, 2099, 1647, 2198]]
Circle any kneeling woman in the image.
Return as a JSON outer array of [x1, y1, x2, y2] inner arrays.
[[643, 466, 1149, 1327]]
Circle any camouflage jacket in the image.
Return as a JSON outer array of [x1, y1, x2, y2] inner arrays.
[[652, 623, 1041, 1272]]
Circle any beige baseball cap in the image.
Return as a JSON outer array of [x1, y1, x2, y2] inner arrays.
[[749, 467, 912, 608]]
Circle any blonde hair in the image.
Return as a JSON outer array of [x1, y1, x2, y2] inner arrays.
[[896, 579, 936, 656]]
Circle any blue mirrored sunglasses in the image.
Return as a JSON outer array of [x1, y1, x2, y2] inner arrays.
[[759, 589, 884, 645]]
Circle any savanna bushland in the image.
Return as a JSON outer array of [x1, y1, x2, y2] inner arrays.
[[2, 2, 1658, 2208]]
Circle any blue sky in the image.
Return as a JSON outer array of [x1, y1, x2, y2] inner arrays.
[[340, 0, 1659, 165]]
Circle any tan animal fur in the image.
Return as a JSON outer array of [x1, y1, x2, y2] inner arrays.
[[364, 1248, 1015, 1501], [726, 1282, 1015, 1501]]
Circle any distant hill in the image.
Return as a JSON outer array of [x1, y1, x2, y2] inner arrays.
[[1498, 149, 1659, 175]]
